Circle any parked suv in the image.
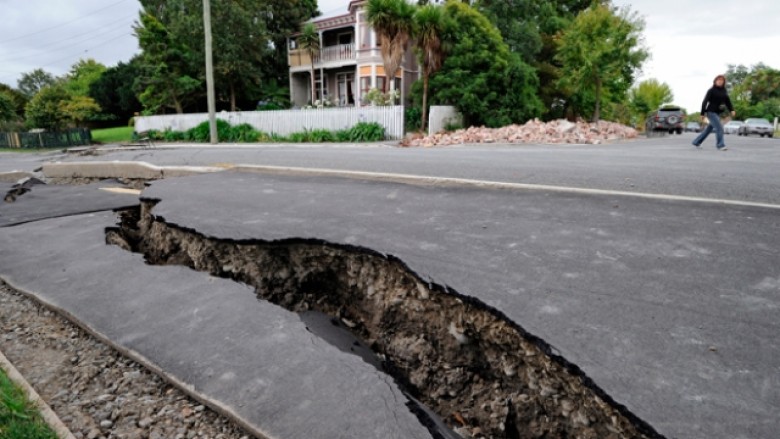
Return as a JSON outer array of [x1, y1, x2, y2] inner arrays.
[[646, 106, 685, 135]]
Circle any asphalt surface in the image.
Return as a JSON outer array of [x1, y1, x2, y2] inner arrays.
[[41, 132, 780, 206], [140, 171, 779, 439], [0, 210, 439, 439], [1, 134, 778, 438]]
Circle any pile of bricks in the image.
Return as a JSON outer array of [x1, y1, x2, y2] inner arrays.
[[402, 119, 639, 147]]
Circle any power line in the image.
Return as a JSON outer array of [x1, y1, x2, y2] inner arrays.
[[0, 0, 129, 44], [0, 16, 136, 64], [39, 32, 135, 70]]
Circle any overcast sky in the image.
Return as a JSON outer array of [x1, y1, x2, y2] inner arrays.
[[1, 0, 778, 115]]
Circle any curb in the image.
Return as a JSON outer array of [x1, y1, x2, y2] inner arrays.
[[0, 348, 77, 439]]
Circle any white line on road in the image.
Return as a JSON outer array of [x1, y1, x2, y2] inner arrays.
[[232, 164, 780, 211]]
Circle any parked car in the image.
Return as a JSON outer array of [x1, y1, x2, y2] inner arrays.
[[723, 120, 744, 134], [646, 106, 685, 134], [685, 122, 702, 133], [738, 118, 774, 137]]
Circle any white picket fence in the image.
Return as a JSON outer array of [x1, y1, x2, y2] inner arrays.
[[134, 106, 405, 140]]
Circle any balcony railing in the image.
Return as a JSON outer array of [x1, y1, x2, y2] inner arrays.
[[289, 43, 356, 67]]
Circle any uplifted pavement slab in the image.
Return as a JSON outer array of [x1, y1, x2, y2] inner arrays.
[[0, 212, 439, 439], [139, 171, 780, 439], [0, 180, 139, 227]]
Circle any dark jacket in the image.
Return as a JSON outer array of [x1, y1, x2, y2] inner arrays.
[[701, 86, 733, 114]]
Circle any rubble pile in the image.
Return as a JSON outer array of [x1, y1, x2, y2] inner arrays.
[[403, 119, 639, 147]]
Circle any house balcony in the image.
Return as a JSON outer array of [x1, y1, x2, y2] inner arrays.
[[289, 43, 356, 69]]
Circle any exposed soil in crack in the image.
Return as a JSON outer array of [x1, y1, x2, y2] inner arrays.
[[106, 202, 664, 439]]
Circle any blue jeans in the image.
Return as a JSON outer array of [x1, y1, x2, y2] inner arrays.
[[693, 112, 725, 148]]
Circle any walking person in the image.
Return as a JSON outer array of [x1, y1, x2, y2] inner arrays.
[[693, 74, 736, 150]]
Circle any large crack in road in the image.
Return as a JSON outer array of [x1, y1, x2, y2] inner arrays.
[[106, 201, 664, 439]]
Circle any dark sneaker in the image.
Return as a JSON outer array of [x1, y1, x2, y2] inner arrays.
[[692, 142, 702, 149]]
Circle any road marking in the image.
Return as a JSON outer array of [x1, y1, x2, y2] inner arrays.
[[231, 164, 780, 211]]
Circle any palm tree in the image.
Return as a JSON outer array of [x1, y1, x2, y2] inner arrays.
[[298, 22, 320, 105], [367, 0, 415, 96], [414, 4, 447, 131]]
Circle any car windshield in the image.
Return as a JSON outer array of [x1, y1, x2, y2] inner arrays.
[[746, 119, 771, 125]]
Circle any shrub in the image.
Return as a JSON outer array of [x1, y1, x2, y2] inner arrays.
[[405, 106, 422, 132], [335, 129, 352, 142], [228, 123, 261, 142], [287, 132, 308, 142], [186, 119, 231, 142], [163, 129, 184, 141], [348, 122, 385, 142], [308, 129, 335, 142]]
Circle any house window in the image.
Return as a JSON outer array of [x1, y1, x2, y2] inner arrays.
[[360, 76, 371, 95], [289, 39, 298, 50], [376, 77, 386, 93]]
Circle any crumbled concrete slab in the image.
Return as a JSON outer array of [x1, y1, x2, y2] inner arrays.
[[0, 180, 139, 227], [0, 213, 439, 439], [138, 171, 780, 439]]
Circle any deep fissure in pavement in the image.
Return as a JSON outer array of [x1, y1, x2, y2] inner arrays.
[[106, 202, 663, 439]]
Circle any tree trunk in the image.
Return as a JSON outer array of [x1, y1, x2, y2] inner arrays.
[[173, 96, 183, 114], [592, 78, 602, 123], [421, 70, 429, 132], [230, 82, 236, 112]]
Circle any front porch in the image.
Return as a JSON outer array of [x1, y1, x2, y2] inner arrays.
[[290, 67, 357, 108]]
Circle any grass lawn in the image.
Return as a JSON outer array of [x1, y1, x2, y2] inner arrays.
[[92, 126, 134, 144], [0, 147, 64, 153], [0, 368, 58, 439]]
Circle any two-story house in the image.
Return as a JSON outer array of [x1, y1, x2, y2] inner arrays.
[[287, 0, 419, 107]]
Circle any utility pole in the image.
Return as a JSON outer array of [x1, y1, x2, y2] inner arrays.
[[203, 0, 218, 144]]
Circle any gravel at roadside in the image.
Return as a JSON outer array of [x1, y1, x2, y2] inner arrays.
[[0, 282, 253, 439]]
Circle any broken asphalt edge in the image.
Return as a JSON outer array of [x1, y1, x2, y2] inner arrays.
[[0, 346, 77, 439], [139, 202, 668, 439], [42, 161, 225, 180], [0, 275, 275, 439], [0, 171, 35, 182]]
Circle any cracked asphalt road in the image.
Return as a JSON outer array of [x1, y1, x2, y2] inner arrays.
[[1, 133, 779, 438]]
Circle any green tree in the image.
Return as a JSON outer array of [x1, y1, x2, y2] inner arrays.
[[63, 59, 107, 97], [556, 3, 648, 122], [414, 3, 449, 131], [628, 78, 673, 126], [59, 95, 102, 127], [24, 84, 71, 130], [476, 0, 592, 119], [17, 69, 57, 99], [89, 60, 143, 122], [134, 11, 202, 113], [0, 83, 28, 118], [298, 22, 320, 105], [367, 0, 416, 93], [475, 0, 542, 64], [421, 1, 541, 127], [0, 92, 15, 122]]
